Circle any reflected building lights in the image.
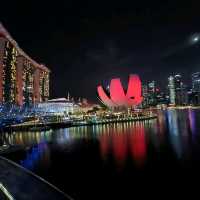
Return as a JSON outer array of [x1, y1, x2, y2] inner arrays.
[[112, 130, 128, 166], [157, 111, 166, 136], [20, 142, 50, 170], [144, 112, 165, 151], [147, 120, 161, 151], [130, 124, 146, 166], [97, 122, 148, 167], [178, 111, 190, 156], [167, 110, 182, 159], [188, 109, 196, 136], [99, 130, 110, 160], [1, 110, 197, 170]]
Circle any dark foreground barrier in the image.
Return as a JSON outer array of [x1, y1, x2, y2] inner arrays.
[[0, 156, 73, 200]]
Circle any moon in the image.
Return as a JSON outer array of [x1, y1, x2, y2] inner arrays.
[[163, 33, 200, 58], [189, 33, 200, 45], [193, 37, 199, 41]]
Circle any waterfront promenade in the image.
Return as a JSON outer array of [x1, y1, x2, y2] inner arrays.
[[7, 114, 157, 131]]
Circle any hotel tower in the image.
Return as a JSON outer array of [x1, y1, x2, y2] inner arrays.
[[0, 23, 50, 106]]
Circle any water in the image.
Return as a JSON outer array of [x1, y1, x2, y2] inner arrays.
[[2, 109, 200, 199]]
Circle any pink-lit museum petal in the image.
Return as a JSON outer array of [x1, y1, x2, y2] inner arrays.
[[97, 85, 116, 107], [110, 78, 128, 106], [97, 74, 143, 107], [126, 74, 143, 106]]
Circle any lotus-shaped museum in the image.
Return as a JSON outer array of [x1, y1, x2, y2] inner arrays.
[[97, 74, 143, 108]]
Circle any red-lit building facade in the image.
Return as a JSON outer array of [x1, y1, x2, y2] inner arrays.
[[97, 74, 143, 108], [0, 23, 50, 106]]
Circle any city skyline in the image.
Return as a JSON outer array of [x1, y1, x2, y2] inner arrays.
[[1, 21, 200, 107], [1, 1, 200, 102]]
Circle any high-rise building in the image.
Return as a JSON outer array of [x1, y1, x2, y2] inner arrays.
[[174, 74, 182, 105], [147, 81, 157, 106], [180, 84, 188, 105], [0, 23, 50, 106], [168, 76, 175, 105], [141, 84, 148, 108], [192, 72, 200, 92], [142, 81, 167, 107], [156, 91, 168, 105], [168, 74, 188, 106], [174, 74, 188, 105], [191, 72, 200, 105]]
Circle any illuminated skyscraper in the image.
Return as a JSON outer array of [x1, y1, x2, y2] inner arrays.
[[174, 74, 182, 105], [0, 23, 50, 106], [192, 72, 200, 92], [168, 76, 175, 105], [174, 74, 188, 105], [147, 81, 157, 106], [141, 84, 148, 107], [0, 38, 18, 103], [168, 74, 188, 106], [191, 72, 200, 105]]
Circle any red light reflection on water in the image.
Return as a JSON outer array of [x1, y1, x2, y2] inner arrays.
[[99, 134, 110, 160], [112, 131, 128, 165], [130, 124, 146, 166], [99, 123, 147, 167]]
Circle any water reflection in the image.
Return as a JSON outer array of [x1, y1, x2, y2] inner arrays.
[[5, 130, 53, 146], [20, 142, 50, 170], [147, 111, 166, 151], [167, 110, 183, 158], [166, 109, 194, 159], [188, 109, 196, 136], [1, 109, 200, 170], [94, 122, 147, 166], [130, 123, 146, 166], [111, 126, 128, 165]]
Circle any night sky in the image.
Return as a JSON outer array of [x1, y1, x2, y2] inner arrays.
[[1, 0, 200, 102]]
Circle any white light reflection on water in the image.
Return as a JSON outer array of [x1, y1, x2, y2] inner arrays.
[[167, 109, 182, 159]]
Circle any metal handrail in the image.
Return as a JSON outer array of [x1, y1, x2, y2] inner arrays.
[[0, 182, 15, 200]]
